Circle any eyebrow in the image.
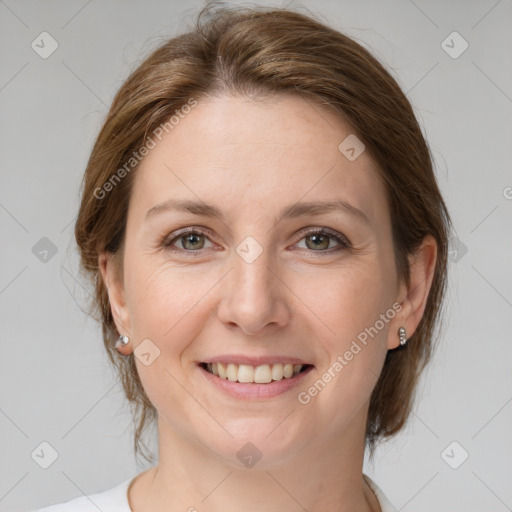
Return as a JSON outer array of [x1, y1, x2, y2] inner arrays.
[[145, 198, 371, 226]]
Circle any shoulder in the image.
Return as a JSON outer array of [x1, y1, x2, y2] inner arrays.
[[363, 474, 398, 512], [32, 476, 134, 512]]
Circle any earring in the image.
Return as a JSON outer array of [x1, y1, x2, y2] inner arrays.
[[398, 327, 407, 346], [115, 334, 130, 353]]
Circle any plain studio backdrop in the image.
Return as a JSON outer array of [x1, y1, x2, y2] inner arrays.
[[1, 1, 511, 511]]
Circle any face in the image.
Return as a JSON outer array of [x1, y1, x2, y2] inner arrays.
[[104, 93, 408, 466]]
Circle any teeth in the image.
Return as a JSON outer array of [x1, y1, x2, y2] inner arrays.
[[254, 364, 272, 383], [271, 363, 284, 381], [237, 364, 255, 383], [205, 362, 306, 383], [226, 363, 238, 382], [217, 362, 227, 379]]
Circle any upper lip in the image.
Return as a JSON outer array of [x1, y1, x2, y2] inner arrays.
[[199, 354, 313, 366]]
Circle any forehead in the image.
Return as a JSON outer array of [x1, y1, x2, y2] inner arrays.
[[130, 93, 388, 225]]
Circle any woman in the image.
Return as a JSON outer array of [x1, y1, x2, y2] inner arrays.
[[35, 3, 450, 511]]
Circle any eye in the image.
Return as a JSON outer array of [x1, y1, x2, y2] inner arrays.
[[162, 228, 215, 252], [161, 227, 351, 255], [294, 228, 351, 253]]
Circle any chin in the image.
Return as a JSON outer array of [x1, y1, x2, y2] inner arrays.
[[202, 417, 310, 469]]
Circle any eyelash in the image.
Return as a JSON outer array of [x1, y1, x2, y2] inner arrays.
[[161, 226, 351, 256]]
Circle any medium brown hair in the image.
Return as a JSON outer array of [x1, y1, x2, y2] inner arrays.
[[75, 2, 451, 464]]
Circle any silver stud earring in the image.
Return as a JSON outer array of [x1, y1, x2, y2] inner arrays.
[[398, 327, 407, 346], [116, 334, 130, 353]]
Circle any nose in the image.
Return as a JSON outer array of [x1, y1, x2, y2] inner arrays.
[[216, 245, 291, 336]]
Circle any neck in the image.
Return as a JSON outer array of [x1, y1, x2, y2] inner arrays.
[[129, 408, 380, 512]]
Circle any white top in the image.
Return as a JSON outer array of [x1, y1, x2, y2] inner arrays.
[[33, 473, 397, 512]]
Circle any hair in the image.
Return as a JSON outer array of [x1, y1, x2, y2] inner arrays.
[[74, 1, 451, 465]]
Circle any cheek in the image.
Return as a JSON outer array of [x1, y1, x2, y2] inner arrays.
[[124, 258, 217, 354], [304, 261, 395, 413], [316, 259, 395, 342], [123, 261, 217, 421]]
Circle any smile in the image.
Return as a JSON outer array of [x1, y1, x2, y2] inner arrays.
[[200, 362, 312, 384]]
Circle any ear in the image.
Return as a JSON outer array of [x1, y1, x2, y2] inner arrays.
[[98, 252, 132, 353], [388, 234, 438, 350]]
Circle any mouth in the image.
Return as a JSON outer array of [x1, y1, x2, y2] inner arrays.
[[198, 361, 314, 384]]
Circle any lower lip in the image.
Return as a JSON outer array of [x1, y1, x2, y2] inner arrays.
[[198, 364, 314, 400]]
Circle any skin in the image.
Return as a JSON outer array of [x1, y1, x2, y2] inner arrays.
[[99, 93, 437, 512]]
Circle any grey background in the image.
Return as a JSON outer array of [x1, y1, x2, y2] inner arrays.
[[1, 0, 511, 511]]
